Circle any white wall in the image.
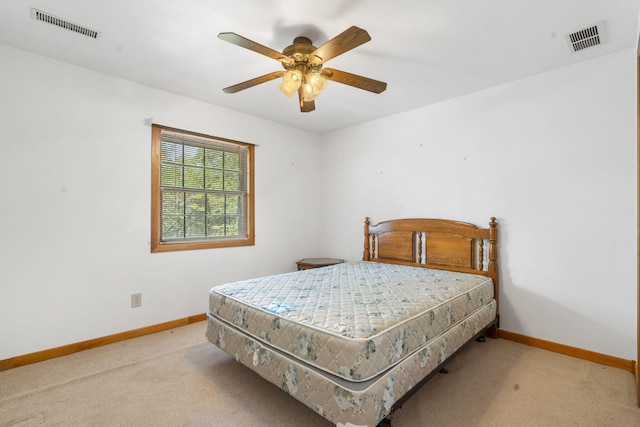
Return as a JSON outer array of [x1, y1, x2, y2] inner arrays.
[[1, 43, 636, 363], [319, 49, 637, 360], [0, 44, 323, 359]]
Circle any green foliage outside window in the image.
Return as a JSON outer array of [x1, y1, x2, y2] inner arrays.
[[159, 139, 245, 241]]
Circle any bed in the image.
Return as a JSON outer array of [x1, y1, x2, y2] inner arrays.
[[206, 217, 499, 427]]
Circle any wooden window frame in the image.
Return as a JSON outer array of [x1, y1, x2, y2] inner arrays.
[[151, 124, 255, 253]]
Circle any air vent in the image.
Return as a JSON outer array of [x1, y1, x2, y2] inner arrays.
[[566, 21, 606, 53], [30, 8, 100, 39]]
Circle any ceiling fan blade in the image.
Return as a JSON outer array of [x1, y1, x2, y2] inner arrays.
[[322, 68, 387, 94], [218, 32, 293, 65], [297, 88, 315, 112], [310, 26, 371, 63], [222, 71, 285, 94]]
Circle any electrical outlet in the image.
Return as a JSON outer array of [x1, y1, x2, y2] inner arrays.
[[131, 293, 142, 308]]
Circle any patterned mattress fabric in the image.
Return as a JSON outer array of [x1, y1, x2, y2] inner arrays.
[[208, 261, 494, 382], [206, 299, 497, 427]]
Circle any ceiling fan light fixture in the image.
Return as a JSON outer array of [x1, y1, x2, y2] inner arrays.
[[278, 70, 302, 98], [306, 72, 327, 98], [302, 82, 316, 102], [278, 83, 296, 98]]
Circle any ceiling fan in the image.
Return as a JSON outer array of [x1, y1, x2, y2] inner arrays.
[[218, 26, 387, 112]]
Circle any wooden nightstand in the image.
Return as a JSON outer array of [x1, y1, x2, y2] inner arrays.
[[296, 258, 344, 270]]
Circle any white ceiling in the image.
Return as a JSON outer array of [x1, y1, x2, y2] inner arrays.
[[1, 0, 638, 134]]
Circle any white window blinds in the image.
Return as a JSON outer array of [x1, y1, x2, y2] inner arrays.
[[159, 130, 249, 242]]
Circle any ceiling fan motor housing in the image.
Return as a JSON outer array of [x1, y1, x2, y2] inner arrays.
[[282, 37, 322, 71]]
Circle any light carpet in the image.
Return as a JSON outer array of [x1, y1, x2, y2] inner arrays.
[[1, 322, 638, 426]]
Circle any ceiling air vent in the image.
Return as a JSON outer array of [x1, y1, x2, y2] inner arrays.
[[565, 20, 606, 53], [30, 8, 100, 39]]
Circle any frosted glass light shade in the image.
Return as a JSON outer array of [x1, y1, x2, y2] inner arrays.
[[278, 70, 302, 98], [302, 73, 327, 101], [307, 73, 326, 95]]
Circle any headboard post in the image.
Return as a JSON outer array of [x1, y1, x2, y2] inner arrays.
[[363, 217, 371, 261], [488, 217, 499, 308], [488, 217, 498, 276]]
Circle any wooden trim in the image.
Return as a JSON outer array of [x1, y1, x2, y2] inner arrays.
[[150, 124, 162, 251], [499, 329, 636, 374], [0, 313, 207, 371], [150, 124, 255, 253]]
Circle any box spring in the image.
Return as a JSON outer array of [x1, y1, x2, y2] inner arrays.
[[206, 299, 496, 427]]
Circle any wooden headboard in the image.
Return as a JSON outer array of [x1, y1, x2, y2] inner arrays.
[[363, 217, 499, 309]]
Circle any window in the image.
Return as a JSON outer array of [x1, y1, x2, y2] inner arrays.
[[151, 124, 254, 252]]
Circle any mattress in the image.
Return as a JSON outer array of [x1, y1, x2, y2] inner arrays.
[[208, 261, 494, 382]]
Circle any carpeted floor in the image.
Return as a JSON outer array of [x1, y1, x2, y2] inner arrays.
[[1, 322, 638, 426]]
